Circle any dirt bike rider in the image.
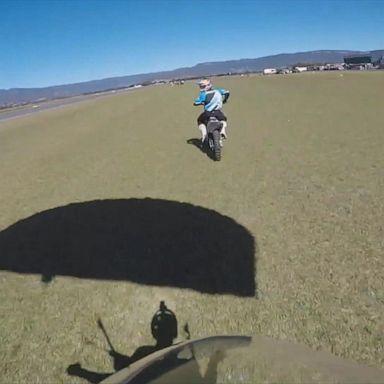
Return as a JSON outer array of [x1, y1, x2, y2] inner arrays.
[[193, 79, 230, 142]]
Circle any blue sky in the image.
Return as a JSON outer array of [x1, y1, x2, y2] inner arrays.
[[0, 0, 383, 89]]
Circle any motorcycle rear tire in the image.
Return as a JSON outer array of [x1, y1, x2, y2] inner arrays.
[[212, 130, 221, 161]]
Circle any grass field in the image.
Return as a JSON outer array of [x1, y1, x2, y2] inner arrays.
[[0, 72, 383, 383]]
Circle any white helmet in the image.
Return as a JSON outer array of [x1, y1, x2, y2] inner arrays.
[[197, 79, 212, 91]]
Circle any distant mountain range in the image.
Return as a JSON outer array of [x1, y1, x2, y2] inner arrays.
[[1, 49, 383, 105]]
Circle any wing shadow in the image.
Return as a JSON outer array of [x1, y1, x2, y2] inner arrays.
[[0, 198, 256, 296]]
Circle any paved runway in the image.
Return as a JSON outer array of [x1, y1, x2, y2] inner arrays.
[[0, 89, 133, 122]]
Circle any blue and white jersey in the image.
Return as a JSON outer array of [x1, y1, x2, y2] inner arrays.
[[194, 88, 229, 112]]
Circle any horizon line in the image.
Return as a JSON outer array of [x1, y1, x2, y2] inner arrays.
[[2, 47, 382, 91]]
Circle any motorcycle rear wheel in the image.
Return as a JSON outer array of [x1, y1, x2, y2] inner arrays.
[[212, 130, 221, 161]]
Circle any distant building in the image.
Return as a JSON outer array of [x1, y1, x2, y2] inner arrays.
[[293, 66, 308, 73], [277, 68, 292, 74], [263, 68, 277, 75], [323, 63, 345, 71], [344, 54, 372, 65], [344, 54, 373, 70]]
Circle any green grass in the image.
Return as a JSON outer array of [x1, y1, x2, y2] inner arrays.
[[0, 72, 383, 383]]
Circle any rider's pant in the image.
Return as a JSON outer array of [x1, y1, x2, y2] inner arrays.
[[197, 110, 227, 126], [197, 110, 228, 140]]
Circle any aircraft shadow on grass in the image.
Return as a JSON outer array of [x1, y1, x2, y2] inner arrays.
[[0, 198, 256, 297]]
